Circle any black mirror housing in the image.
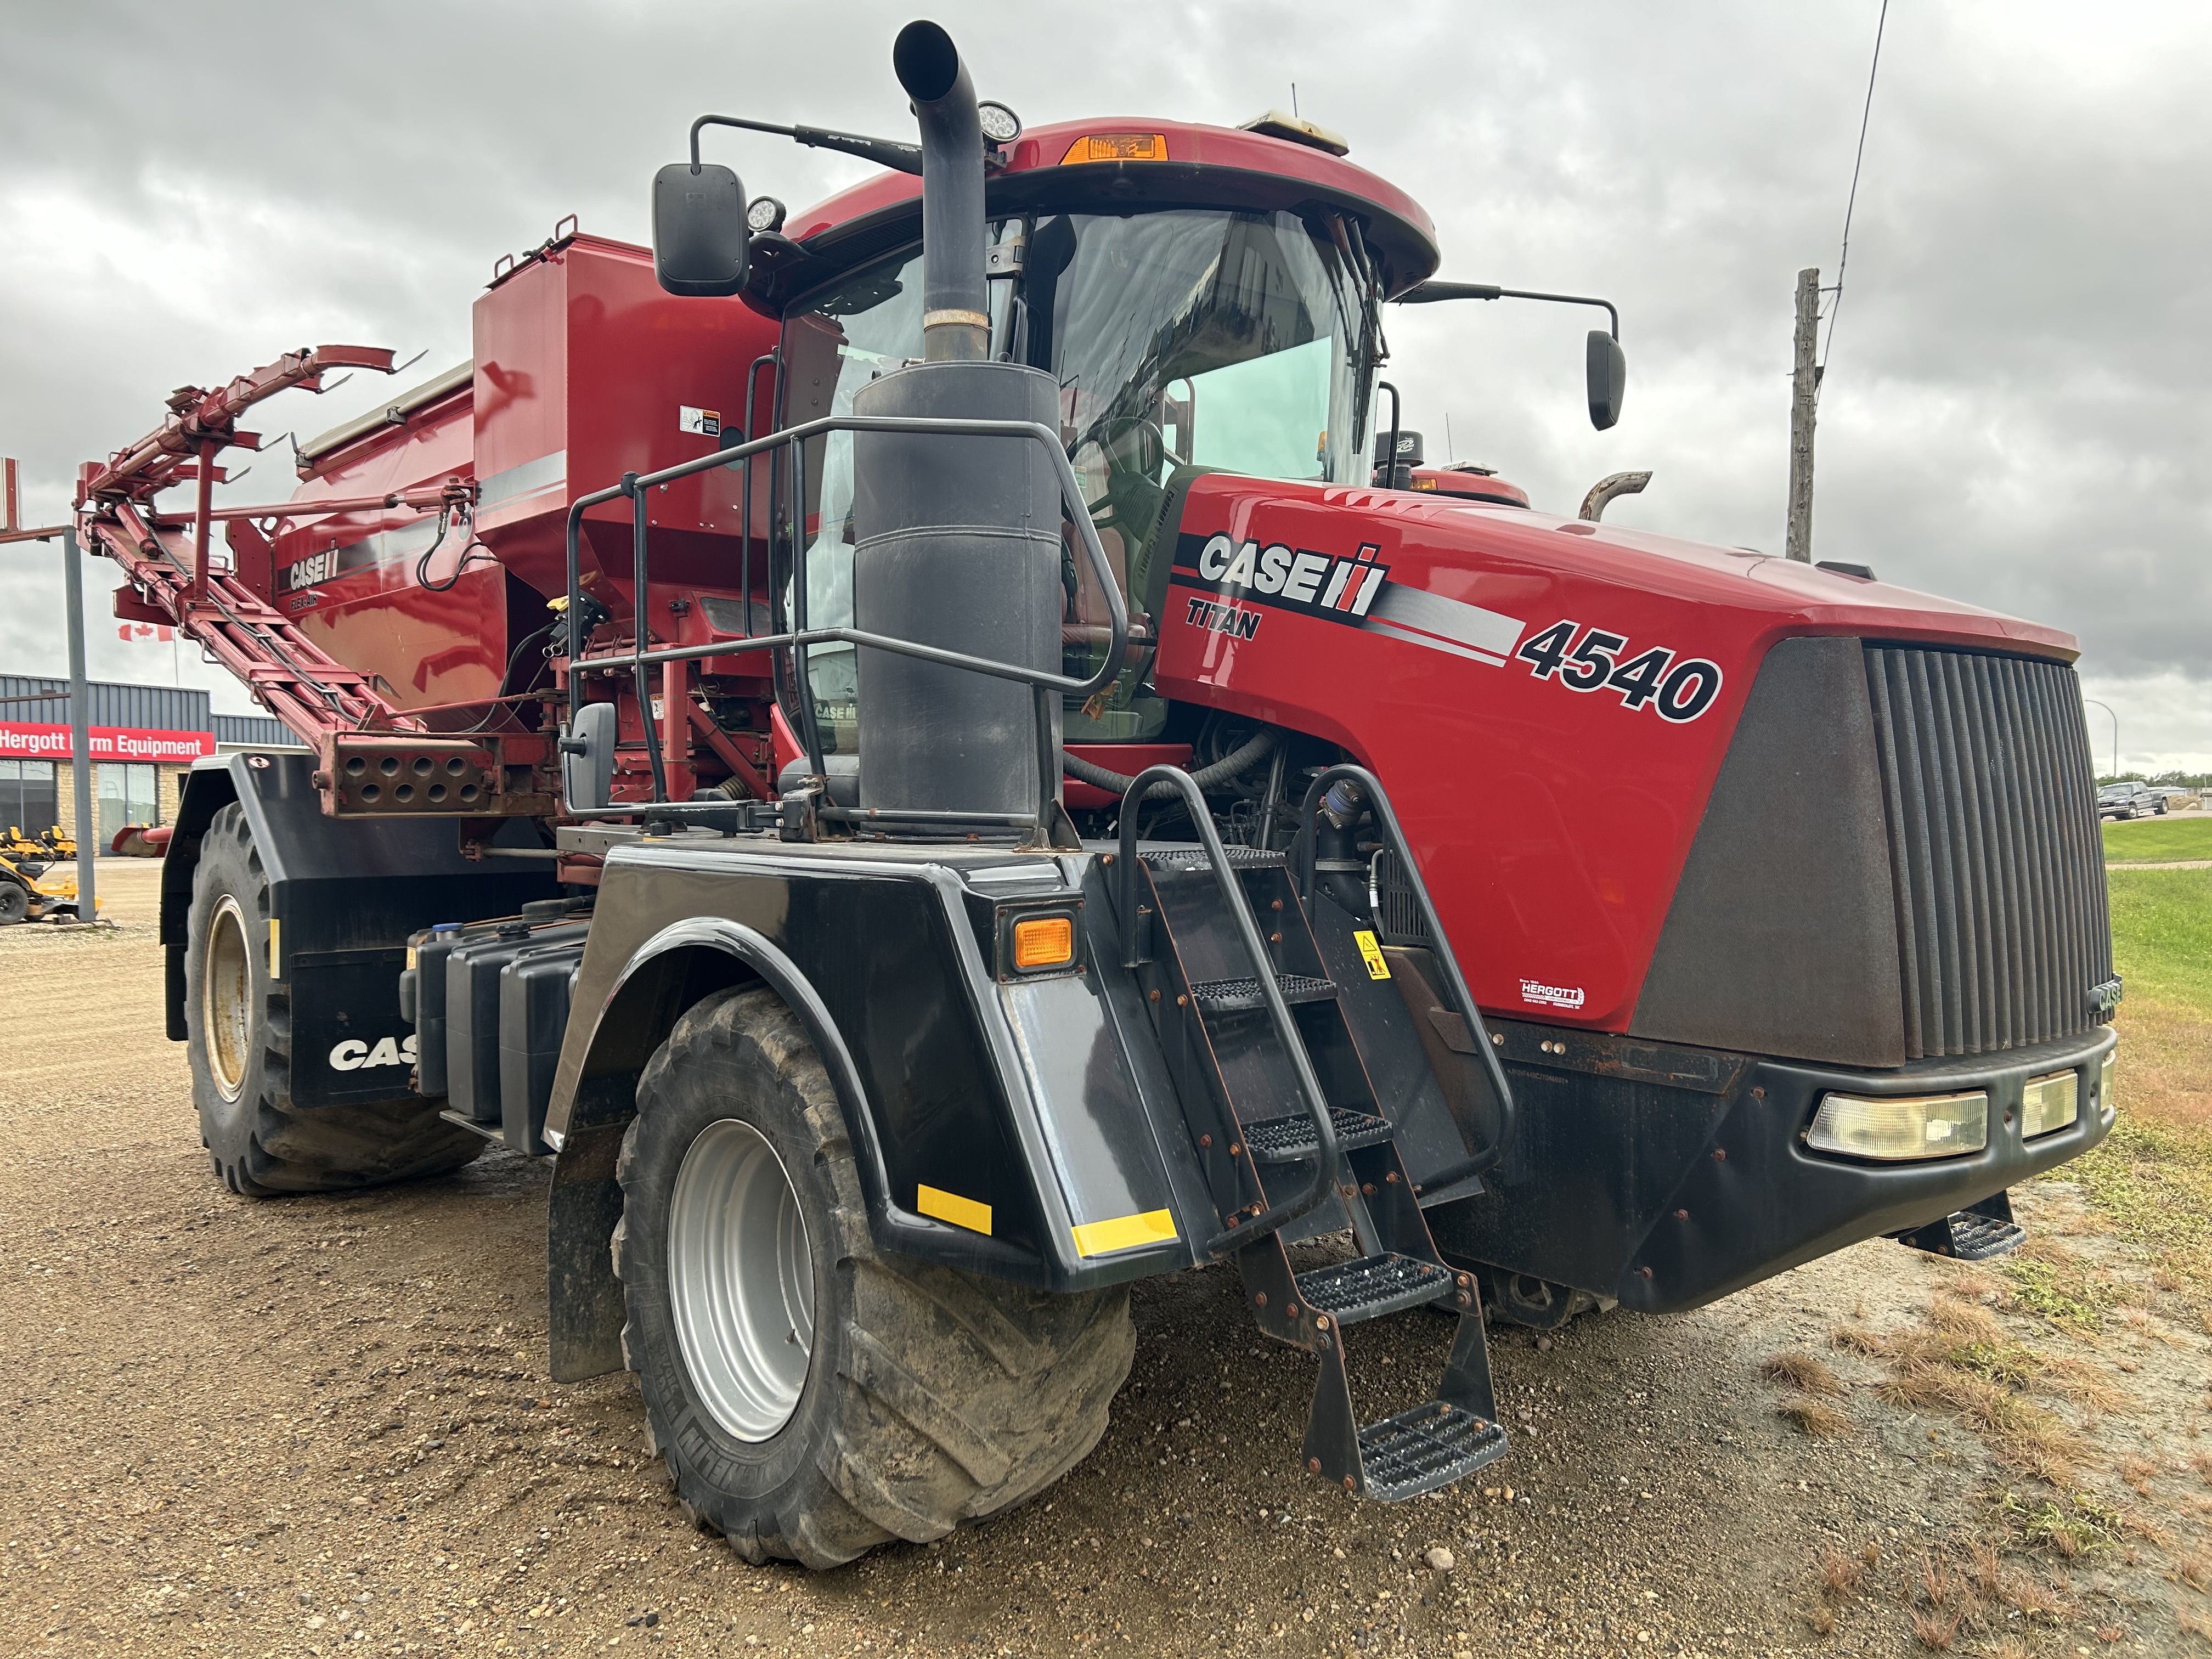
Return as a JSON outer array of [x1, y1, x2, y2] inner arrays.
[[1587, 331, 1626, 431], [560, 702, 616, 811], [652, 162, 750, 297]]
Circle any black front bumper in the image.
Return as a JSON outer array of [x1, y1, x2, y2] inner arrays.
[[1428, 1023, 2117, 1314]]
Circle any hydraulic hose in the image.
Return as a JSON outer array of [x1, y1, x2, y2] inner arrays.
[[1062, 726, 1276, 802]]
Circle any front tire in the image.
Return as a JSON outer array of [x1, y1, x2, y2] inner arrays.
[[614, 986, 1135, 1569], [184, 802, 483, 1196]]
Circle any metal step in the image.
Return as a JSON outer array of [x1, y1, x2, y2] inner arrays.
[[1187, 972, 1336, 1012], [1899, 1208, 2027, 1262], [1294, 1252, 1454, 1325], [1241, 1105, 1393, 1164], [438, 1109, 507, 1144], [1357, 1401, 1509, 1502], [1139, 844, 1285, 871]]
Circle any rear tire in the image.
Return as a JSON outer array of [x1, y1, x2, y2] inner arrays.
[[184, 802, 483, 1196], [0, 880, 27, 925], [615, 985, 1135, 1569]]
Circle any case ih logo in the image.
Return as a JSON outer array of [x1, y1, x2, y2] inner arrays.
[[330, 1034, 418, 1071], [1184, 532, 1388, 618], [1171, 531, 1527, 668]]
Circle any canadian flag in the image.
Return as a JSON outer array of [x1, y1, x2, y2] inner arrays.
[[118, 623, 175, 644]]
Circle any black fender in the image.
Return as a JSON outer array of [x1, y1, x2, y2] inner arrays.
[[160, 754, 554, 1092], [544, 915, 1052, 1384]]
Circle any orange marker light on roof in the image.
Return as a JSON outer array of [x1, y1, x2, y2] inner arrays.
[[1060, 133, 1169, 165], [1012, 915, 1075, 969]]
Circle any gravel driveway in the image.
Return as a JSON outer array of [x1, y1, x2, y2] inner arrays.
[[1, 862, 2181, 1657]]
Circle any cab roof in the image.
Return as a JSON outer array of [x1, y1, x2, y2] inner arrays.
[[744, 117, 1442, 316]]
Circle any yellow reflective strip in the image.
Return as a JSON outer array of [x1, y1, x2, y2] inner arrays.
[[268, 916, 282, 979], [1071, 1209, 1178, 1257], [1353, 928, 1390, 980], [916, 1184, 992, 1236]]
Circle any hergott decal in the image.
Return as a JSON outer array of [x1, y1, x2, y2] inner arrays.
[[330, 1034, 419, 1071], [1518, 979, 1587, 1011]]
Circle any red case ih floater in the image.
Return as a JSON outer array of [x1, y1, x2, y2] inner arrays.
[[74, 21, 2117, 1567]]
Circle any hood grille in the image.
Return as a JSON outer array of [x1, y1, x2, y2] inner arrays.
[[1864, 645, 2113, 1059]]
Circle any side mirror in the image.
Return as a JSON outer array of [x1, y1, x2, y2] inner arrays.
[[1587, 331, 1627, 431], [559, 702, 616, 812], [652, 163, 750, 296]]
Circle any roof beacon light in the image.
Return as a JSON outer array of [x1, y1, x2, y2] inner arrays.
[[1805, 1090, 1989, 1161]]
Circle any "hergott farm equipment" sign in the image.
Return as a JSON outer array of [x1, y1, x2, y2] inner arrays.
[[0, 723, 216, 762]]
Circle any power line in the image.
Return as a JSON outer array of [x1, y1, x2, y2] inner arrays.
[[1820, 0, 1891, 385]]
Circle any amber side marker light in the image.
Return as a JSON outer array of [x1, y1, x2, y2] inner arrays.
[[1060, 133, 1168, 165], [1012, 916, 1075, 969]]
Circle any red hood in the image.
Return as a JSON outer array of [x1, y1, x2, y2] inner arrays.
[[1403, 498, 2080, 661]]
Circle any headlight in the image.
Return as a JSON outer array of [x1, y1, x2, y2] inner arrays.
[[2021, 1070, 2079, 1139], [1807, 1090, 1989, 1161], [2098, 1048, 2117, 1119]]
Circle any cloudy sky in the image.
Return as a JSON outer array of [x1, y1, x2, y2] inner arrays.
[[2, 0, 2204, 769]]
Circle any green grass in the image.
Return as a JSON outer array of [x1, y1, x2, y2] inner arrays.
[[2104, 868, 2212, 1008], [2101, 813, 2212, 864], [2062, 853, 2212, 1280]]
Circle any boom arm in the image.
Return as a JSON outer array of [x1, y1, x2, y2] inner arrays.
[[72, 345, 419, 742], [69, 347, 554, 820]]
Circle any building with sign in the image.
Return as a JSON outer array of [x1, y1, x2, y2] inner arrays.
[[0, 674, 301, 847]]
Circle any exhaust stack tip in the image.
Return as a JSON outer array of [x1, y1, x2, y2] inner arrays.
[[891, 19, 987, 362], [893, 20, 962, 104]]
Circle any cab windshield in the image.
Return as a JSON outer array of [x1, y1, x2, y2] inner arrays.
[[779, 205, 1376, 751]]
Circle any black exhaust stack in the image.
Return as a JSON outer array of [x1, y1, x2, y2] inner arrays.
[[850, 21, 1060, 822], [891, 22, 989, 363]]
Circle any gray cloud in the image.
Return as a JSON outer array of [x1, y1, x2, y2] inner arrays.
[[2, 0, 2203, 763]]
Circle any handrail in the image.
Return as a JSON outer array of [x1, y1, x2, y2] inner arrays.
[[1117, 765, 1343, 1257], [1294, 764, 1517, 1185], [561, 411, 1129, 822]]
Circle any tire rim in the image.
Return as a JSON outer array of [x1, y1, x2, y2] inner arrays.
[[667, 1117, 816, 1441], [203, 894, 253, 1103]]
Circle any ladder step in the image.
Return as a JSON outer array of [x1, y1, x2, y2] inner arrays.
[[1900, 1209, 2027, 1262], [1139, 845, 1285, 871], [1294, 1252, 1454, 1325], [1357, 1401, 1509, 1502], [1242, 1106, 1393, 1164], [1187, 972, 1336, 1012]]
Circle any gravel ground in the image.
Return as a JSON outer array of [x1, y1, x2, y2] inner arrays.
[[0, 862, 2194, 1657]]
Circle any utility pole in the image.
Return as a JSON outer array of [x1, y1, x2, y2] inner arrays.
[[63, 528, 97, 924], [1786, 267, 1820, 563], [2084, 698, 2119, 782]]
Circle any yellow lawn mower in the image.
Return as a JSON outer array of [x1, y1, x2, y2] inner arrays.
[[0, 848, 92, 924]]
